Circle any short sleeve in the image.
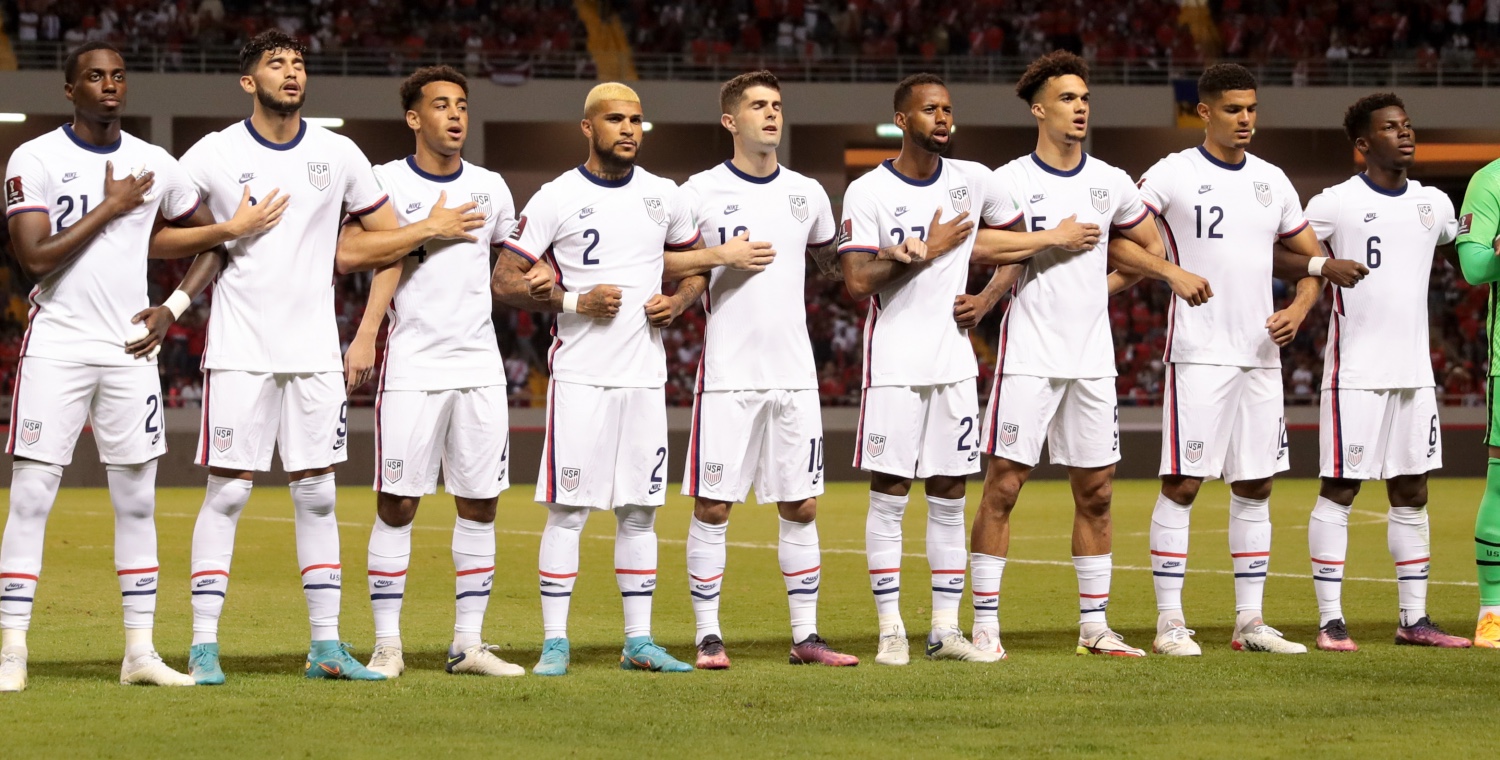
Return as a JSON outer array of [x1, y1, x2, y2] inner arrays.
[[1438, 192, 1459, 246], [980, 171, 1023, 229], [156, 155, 201, 223], [501, 185, 558, 263], [1111, 172, 1150, 229], [1136, 158, 1171, 216], [1276, 176, 1308, 238], [179, 136, 217, 200], [663, 184, 700, 250], [4, 148, 49, 219], [808, 185, 836, 247], [1303, 189, 1339, 243], [488, 176, 518, 246], [1458, 166, 1500, 247], [341, 139, 388, 218], [837, 181, 881, 255]]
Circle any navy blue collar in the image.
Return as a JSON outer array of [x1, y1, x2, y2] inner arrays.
[[1358, 172, 1408, 197], [407, 155, 463, 183], [1196, 145, 1245, 171], [1030, 151, 1086, 177], [62, 123, 120, 154], [723, 159, 779, 184], [577, 164, 633, 188], [244, 118, 306, 151], [881, 158, 942, 187]]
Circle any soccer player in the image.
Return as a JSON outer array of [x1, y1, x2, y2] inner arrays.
[[673, 71, 857, 669], [337, 66, 533, 678], [170, 31, 473, 684], [504, 82, 745, 676], [1301, 93, 1471, 651], [971, 51, 1209, 658], [0, 42, 227, 691]]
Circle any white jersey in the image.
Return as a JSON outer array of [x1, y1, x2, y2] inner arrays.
[[997, 152, 1149, 379], [502, 165, 698, 388], [181, 119, 388, 373], [1139, 147, 1307, 369], [4, 125, 199, 367], [374, 156, 516, 391], [683, 161, 835, 391], [839, 158, 1022, 388], [1307, 174, 1457, 390]]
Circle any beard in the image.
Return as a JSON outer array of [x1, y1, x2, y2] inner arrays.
[[914, 130, 952, 155], [256, 84, 305, 116], [591, 136, 636, 175]]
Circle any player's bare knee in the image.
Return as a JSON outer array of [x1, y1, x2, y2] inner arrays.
[[1160, 475, 1201, 505], [1387, 475, 1428, 509], [455, 496, 497, 523], [693, 498, 732, 524], [1230, 477, 1273, 501], [1075, 482, 1113, 519], [376, 493, 420, 527], [1318, 477, 1360, 506], [870, 472, 912, 497], [925, 475, 967, 500], [209, 467, 253, 481], [777, 498, 816, 523]]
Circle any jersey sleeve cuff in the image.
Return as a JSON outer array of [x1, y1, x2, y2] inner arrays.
[[665, 230, 702, 251], [1142, 200, 1161, 216], [5, 205, 48, 218], [1113, 207, 1152, 230], [165, 196, 201, 224], [501, 240, 539, 263], [347, 195, 389, 218], [809, 234, 837, 248], [1277, 220, 1310, 239], [838, 245, 880, 256], [982, 211, 1025, 230]]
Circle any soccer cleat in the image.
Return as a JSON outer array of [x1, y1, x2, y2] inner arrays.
[[533, 638, 570, 676], [1315, 618, 1359, 652], [971, 626, 1007, 660], [305, 640, 387, 681], [695, 634, 730, 670], [1474, 612, 1500, 649], [0, 648, 26, 692], [875, 622, 909, 666], [788, 633, 858, 666], [366, 643, 405, 678], [188, 643, 225, 686], [619, 636, 693, 672], [926, 630, 1004, 662], [447, 644, 525, 677], [1152, 622, 1202, 656], [1396, 617, 1472, 648], [1076, 628, 1147, 657], [120, 651, 195, 686], [1232, 623, 1308, 654]]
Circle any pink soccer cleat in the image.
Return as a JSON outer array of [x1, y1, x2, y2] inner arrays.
[[695, 634, 731, 670], [1315, 618, 1358, 652], [1395, 617, 1472, 648], [789, 634, 859, 666]]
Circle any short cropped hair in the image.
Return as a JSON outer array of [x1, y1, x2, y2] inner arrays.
[[1015, 51, 1089, 103], [401, 65, 468, 112], [720, 70, 780, 115], [64, 41, 121, 83], [1343, 92, 1406, 142], [584, 82, 641, 117], [239, 30, 307, 75], [894, 73, 946, 113], [1197, 63, 1258, 101]]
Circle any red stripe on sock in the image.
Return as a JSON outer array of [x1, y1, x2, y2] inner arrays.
[[690, 573, 724, 582], [190, 570, 228, 579], [367, 569, 407, 577], [0, 572, 38, 580], [1230, 552, 1271, 558], [782, 566, 820, 577], [930, 569, 966, 575], [456, 566, 495, 577], [1149, 550, 1188, 558], [868, 568, 900, 574], [301, 563, 341, 574], [614, 568, 656, 575], [538, 570, 578, 579], [116, 566, 159, 575], [1395, 557, 1430, 566], [971, 591, 999, 597], [1311, 558, 1346, 565], [1079, 593, 1110, 598]]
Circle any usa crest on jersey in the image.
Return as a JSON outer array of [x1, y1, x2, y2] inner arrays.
[[383, 458, 404, 483], [1090, 188, 1109, 214], [1418, 203, 1434, 230], [950, 186, 971, 213], [643, 197, 666, 226], [1254, 181, 1272, 207], [471, 193, 492, 220], [789, 194, 808, 222], [307, 162, 331, 191]]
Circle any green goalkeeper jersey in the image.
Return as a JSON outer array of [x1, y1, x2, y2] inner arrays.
[[1458, 159, 1500, 376]]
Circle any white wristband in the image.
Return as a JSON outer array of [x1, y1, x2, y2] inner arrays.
[[1307, 257, 1327, 277], [164, 290, 192, 320], [562, 292, 580, 314]]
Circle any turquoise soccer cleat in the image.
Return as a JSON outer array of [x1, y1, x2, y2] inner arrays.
[[188, 643, 226, 686], [619, 636, 693, 673], [305, 641, 386, 681], [533, 638, 570, 676]]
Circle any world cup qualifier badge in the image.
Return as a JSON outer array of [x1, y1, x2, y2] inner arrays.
[[5, 176, 23, 207]]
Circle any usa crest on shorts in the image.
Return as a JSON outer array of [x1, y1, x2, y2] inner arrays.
[[213, 426, 234, 452], [1346, 444, 1364, 467], [865, 433, 886, 457], [999, 422, 1019, 447], [789, 194, 808, 222], [1254, 181, 1272, 207], [560, 467, 581, 491], [643, 197, 666, 226], [704, 462, 723, 487], [471, 193, 492, 220], [383, 458, 404, 483], [19, 419, 40, 446], [307, 162, 331, 191], [1418, 203, 1434, 230], [1090, 188, 1109, 214], [1185, 440, 1204, 464], [950, 186, 971, 213]]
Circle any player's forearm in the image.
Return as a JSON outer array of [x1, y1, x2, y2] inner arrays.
[[491, 251, 561, 312], [353, 261, 402, 344], [806, 242, 842, 281], [1458, 240, 1500, 285], [334, 222, 435, 275], [976, 263, 1021, 307], [149, 222, 236, 260], [669, 273, 708, 312], [1271, 244, 1319, 281], [1105, 235, 1172, 280], [171, 247, 228, 301], [1108, 271, 1144, 295], [840, 247, 919, 300], [1287, 274, 1322, 317], [971, 228, 1060, 266], [661, 246, 720, 280]]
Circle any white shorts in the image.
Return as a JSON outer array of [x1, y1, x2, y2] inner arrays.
[[535, 380, 668, 510], [982, 374, 1119, 468], [375, 386, 510, 499], [1160, 363, 1288, 482], [6, 357, 166, 466], [196, 370, 349, 472], [854, 381, 981, 479], [1320, 387, 1442, 480], [682, 389, 824, 504]]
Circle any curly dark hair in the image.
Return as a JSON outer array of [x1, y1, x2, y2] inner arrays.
[[1197, 63, 1258, 101], [64, 41, 122, 84], [894, 73, 946, 113], [720, 70, 780, 115], [1015, 51, 1089, 104], [239, 30, 307, 75], [1343, 92, 1406, 142], [400, 65, 468, 112]]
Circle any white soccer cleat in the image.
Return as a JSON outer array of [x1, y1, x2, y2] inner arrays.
[[120, 651, 195, 686], [446, 644, 525, 677], [1077, 628, 1147, 657], [926, 630, 1003, 663], [367, 644, 405, 678], [1232, 623, 1307, 654], [875, 622, 910, 666], [1152, 622, 1202, 657], [0, 648, 27, 692], [971, 626, 1008, 659]]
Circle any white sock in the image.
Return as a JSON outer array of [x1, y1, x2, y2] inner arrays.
[[290, 473, 340, 642], [686, 517, 727, 644], [1075, 554, 1112, 630], [1228, 493, 1272, 619], [926, 495, 966, 634], [1, 628, 23, 652], [615, 506, 657, 640], [0, 461, 62, 634], [779, 517, 821, 643], [1388, 505, 1431, 627], [190, 475, 252, 645], [452, 517, 495, 651], [124, 627, 154, 661], [108, 462, 159, 644], [1150, 491, 1191, 624], [866, 491, 906, 623], [539, 505, 587, 640], [1309, 496, 1351, 626], [970, 553, 1004, 634], [367, 517, 411, 646]]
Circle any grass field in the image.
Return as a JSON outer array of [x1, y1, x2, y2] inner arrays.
[[1, 477, 1496, 758]]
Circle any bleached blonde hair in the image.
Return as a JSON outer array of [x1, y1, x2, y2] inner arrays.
[[584, 82, 641, 117]]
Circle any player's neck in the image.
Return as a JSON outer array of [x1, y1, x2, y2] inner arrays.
[[1033, 136, 1083, 172], [1200, 139, 1246, 167], [1363, 163, 1408, 192], [414, 145, 462, 178], [249, 106, 302, 145], [892, 145, 940, 181], [583, 155, 632, 182], [729, 148, 778, 179], [69, 115, 119, 148]]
